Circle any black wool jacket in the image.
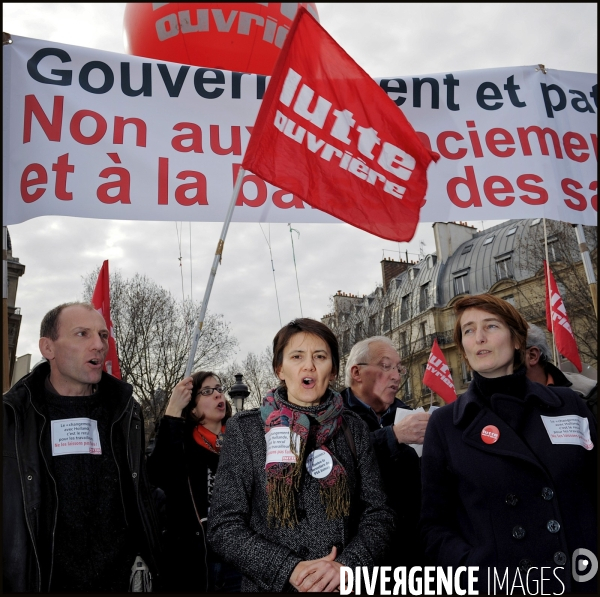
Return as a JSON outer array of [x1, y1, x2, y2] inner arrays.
[[207, 405, 396, 592], [2, 361, 162, 592]]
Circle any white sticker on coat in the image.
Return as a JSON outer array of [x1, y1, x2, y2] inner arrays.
[[265, 427, 300, 464], [306, 449, 333, 479], [540, 414, 594, 450], [51, 418, 102, 456]]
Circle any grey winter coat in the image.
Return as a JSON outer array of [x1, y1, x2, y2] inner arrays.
[[207, 405, 396, 592]]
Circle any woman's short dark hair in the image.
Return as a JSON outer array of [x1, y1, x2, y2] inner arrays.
[[272, 318, 340, 380], [453, 293, 528, 369], [182, 371, 232, 425]]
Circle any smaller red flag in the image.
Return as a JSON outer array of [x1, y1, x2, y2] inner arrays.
[[91, 260, 121, 379], [544, 261, 582, 372], [423, 339, 457, 404]]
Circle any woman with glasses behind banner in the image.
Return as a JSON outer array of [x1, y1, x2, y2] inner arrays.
[[207, 318, 395, 593], [420, 294, 597, 594], [148, 372, 242, 593]]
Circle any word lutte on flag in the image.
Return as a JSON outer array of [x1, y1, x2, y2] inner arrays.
[[544, 260, 582, 372], [242, 7, 439, 243], [91, 260, 121, 379], [422, 339, 457, 404]]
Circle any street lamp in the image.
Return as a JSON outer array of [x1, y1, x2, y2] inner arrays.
[[228, 373, 250, 412]]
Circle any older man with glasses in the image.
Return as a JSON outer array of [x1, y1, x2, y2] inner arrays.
[[342, 336, 429, 569]]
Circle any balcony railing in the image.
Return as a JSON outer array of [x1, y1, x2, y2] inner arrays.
[[399, 330, 454, 358]]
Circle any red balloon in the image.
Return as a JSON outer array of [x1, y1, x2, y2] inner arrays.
[[123, 3, 319, 76]]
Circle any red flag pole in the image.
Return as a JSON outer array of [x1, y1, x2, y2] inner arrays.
[[184, 167, 246, 378], [543, 219, 559, 367]]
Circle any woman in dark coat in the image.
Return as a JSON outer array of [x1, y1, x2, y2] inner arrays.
[[207, 318, 395, 592], [420, 294, 597, 594], [148, 371, 241, 592]]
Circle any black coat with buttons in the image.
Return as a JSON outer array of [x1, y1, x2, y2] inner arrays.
[[420, 371, 597, 594]]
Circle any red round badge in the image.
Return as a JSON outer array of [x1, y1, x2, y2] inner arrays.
[[481, 425, 500, 444]]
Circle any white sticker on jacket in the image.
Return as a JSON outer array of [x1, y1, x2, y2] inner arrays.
[[265, 427, 299, 465], [306, 449, 333, 479], [540, 415, 594, 450], [51, 418, 102, 456]]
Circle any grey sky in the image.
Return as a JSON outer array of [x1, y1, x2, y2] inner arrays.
[[3, 3, 597, 369]]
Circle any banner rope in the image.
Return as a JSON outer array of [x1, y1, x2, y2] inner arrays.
[[175, 222, 185, 303], [259, 223, 283, 328], [288, 224, 303, 317]]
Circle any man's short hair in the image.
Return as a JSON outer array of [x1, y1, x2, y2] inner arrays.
[[526, 323, 552, 362], [345, 336, 397, 387], [40, 302, 96, 340]]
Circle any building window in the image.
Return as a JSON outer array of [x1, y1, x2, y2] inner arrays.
[[483, 235, 494, 246], [461, 360, 472, 384], [400, 294, 411, 322], [547, 235, 561, 262], [383, 305, 393, 331], [399, 331, 408, 352], [419, 283, 430, 311], [495, 254, 514, 280], [403, 374, 413, 402], [453, 273, 469, 296], [530, 218, 541, 227], [420, 321, 427, 338], [506, 226, 518, 236], [342, 330, 350, 353], [368, 314, 378, 336], [354, 322, 363, 342], [421, 363, 431, 393], [503, 294, 515, 306], [461, 244, 473, 255]]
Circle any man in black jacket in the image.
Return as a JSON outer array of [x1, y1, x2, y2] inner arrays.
[[3, 302, 162, 592], [341, 336, 429, 568]]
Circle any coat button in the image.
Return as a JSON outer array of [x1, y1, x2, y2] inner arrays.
[[554, 552, 567, 565], [27, 475, 33, 481], [547, 520, 560, 533], [512, 525, 526, 540], [541, 487, 554, 500], [132, 472, 138, 479], [298, 546, 309, 557], [505, 493, 518, 506], [519, 559, 533, 572]]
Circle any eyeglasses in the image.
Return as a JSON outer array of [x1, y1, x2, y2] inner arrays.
[[357, 362, 407, 376], [198, 385, 225, 396]]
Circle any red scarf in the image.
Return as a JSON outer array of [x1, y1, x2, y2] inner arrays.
[[192, 424, 225, 454]]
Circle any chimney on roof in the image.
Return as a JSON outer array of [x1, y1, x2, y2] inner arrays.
[[380, 257, 409, 294]]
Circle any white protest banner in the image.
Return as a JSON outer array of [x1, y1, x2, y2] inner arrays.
[[3, 34, 597, 226]]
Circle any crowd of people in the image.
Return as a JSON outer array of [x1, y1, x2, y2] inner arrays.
[[3, 294, 597, 593]]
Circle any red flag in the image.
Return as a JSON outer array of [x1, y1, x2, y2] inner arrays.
[[91, 260, 121, 379], [423, 339, 457, 404], [242, 8, 438, 242], [544, 261, 582, 372]]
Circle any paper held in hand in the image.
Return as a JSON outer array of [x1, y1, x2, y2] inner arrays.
[[394, 406, 439, 457]]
